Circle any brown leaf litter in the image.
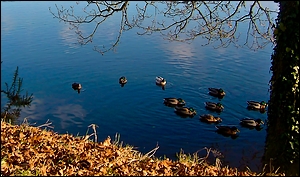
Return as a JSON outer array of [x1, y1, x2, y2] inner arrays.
[[1, 121, 285, 176]]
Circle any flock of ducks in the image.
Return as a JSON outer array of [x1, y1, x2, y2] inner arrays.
[[167, 86, 267, 138], [159, 77, 267, 138], [72, 76, 268, 138]]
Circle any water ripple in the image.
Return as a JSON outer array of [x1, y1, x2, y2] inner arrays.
[[1, 1, 274, 173]]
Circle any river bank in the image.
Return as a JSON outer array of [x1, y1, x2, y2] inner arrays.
[[1, 121, 283, 176]]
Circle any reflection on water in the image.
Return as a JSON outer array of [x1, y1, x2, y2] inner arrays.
[[52, 104, 87, 129], [60, 25, 81, 51], [21, 96, 88, 130], [1, 14, 15, 33], [163, 41, 196, 59], [1, 1, 276, 173]]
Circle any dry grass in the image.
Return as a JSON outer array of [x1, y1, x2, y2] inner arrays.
[[1, 120, 285, 176]]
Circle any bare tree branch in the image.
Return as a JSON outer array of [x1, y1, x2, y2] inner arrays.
[[133, 1, 277, 49], [49, 1, 278, 54], [49, 1, 131, 54]]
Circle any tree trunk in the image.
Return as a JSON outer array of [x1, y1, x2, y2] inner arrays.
[[262, 1, 299, 176]]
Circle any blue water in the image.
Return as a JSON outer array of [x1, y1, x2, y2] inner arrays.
[[1, 1, 278, 172]]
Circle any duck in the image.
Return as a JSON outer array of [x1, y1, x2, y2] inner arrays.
[[208, 88, 226, 97], [72, 83, 82, 94], [215, 125, 240, 136], [199, 114, 222, 123], [174, 106, 197, 117], [119, 76, 127, 87], [240, 118, 264, 128], [205, 102, 224, 112], [247, 101, 268, 110], [156, 76, 167, 86], [163, 98, 186, 106]]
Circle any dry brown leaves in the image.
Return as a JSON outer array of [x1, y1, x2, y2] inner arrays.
[[0, 121, 284, 176]]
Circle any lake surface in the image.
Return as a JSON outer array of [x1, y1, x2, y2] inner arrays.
[[1, 1, 278, 172]]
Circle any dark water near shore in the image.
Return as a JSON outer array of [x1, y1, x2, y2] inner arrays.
[[1, 1, 279, 172]]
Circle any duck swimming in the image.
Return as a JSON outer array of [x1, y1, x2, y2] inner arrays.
[[199, 114, 222, 123], [119, 76, 127, 87], [208, 88, 226, 98], [72, 83, 82, 94], [240, 118, 264, 128], [174, 106, 197, 117], [156, 76, 167, 86], [163, 98, 186, 107], [247, 101, 268, 111], [205, 102, 224, 112], [215, 125, 240, 136]]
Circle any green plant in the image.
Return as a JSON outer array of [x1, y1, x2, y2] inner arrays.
[[1, 66, 33, 124]]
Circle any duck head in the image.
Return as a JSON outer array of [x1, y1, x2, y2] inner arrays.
[[177, 98, 186, 105], [215, 117, 222, 122], [216, 103, 224, 109], [260, 101, 267, 106], [256, 119, 264, 125], [231, 126, 240, 133], [72, 83, 82, 94], [259, 101, 267, 112], [188, 107, 197, 116]]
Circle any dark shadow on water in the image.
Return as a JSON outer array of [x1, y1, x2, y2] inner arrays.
[[164, 103, 176, 108], [215, 130, 239, 139], [155, 83, 165, 90], [208, 92, 225, 100], [246, 106, 266, 114], [240, 124, 264, 131], [72, 89, 80, 93], [206, 141, 263, 173], [163, 103, 185, 108], [174, 111, 196, 118], [199, 119, 222, 125], [120, 83, 126, 87]]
